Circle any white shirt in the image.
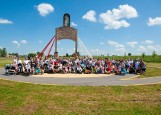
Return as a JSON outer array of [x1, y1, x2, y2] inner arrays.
[[25, 64, 31, 70], [135, 61, 139, 70], [101, 60, 105, 66], [58, 64, 63, 70], [92, 61, 95, 66], [24, 60, 30, 65], [17, 60, 22, 64], [13, 58, 18, 65], [128, 60, 133, 65], [112, 60, 115, 64], [44, 60, 49, 64], [77, 66, 82, 71], [75, 59, 79, 64]]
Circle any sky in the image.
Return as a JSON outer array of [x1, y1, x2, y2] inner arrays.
[[0, 0, 161, 56]]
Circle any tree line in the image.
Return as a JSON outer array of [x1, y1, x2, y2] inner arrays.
[[0, 48, 7, 57], [0, 47, 160, 63]]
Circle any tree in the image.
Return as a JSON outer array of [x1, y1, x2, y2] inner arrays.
[[28, 53, 36, 58], [0, 49, 2, 57], [107, 53, 109, 57], [0, 48, 7, 57], [36, 52, 40, 55], [152, 51, 157, 59], [128, 53, 132, 56], [141, 52, 145, 59], [66, 53, 69, 57], [14, 53, 19, 57], [101, 54, 104, 57], [9, 53, 19, 57]]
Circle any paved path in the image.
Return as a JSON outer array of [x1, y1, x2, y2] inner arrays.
[[0, 69, 161, 86]]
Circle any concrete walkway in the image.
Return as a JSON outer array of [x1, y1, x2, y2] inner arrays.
[[0, 69, 161, 86]]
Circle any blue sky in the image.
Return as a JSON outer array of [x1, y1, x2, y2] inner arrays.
[[0, 0, 161, 56]]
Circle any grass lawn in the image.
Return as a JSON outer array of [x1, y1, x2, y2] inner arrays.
[[0, 58, 13, 68], [146, 63, 161, 67], [139, 67, 161, 78], [0, 79, 161, 114], [138, 63, 161, 78]]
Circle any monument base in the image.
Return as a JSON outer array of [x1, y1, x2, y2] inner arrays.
[[54, 52, 58, 58], [72, 52, 80, 57]]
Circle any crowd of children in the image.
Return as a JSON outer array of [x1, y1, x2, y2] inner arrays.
[[6, 56, 146, 76]]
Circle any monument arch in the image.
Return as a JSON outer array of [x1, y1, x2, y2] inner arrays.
[[54, 13, 78, 57]]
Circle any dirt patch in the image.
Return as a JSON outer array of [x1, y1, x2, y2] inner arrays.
[[0, 101, 7, 111], [31, 73, 112, 78]]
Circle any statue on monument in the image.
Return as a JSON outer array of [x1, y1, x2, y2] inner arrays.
[[63, 13, 70, 27]]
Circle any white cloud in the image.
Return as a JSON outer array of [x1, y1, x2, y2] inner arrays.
[[99, 42, 104, 45], [108, 40, 126, 52], [138, 46, 147, 52], [12, 41, 21, 47], [0, 18, 13, 24], [34, 50, 37, 53], [0, 46, 3, 49], [142, 40, 154, 44], [127, 41, 138, 48], [147, 45, 161, 53], [99, 4, 138, 30], [148, 17, 161, 26], [108, 40, 124, 48], [90, 48, 108, 56], [36, 3, 54, 16], [20, 40, 28, 44], [147, 46, 157, 51], [12, 40, 28, 47], [90, 49, 100, 53], [155, 45, 161, 54], [82, 10, 97, 22], [114, 47, 126, 52], [38, 40, 43, 43], [156, 45, 161, 50], [137, 45, 161, 54], [71, 22, 77, 27]]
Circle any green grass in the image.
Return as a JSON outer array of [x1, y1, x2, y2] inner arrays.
[[138, 63, 161, 78], [147, 63, 161, 67], [139, 67, 161, 78], [0, 79, 161, 114], [0, 57, 13, 68]]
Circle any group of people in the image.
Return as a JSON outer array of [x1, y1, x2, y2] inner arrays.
[[6, 55, 146, 76]]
